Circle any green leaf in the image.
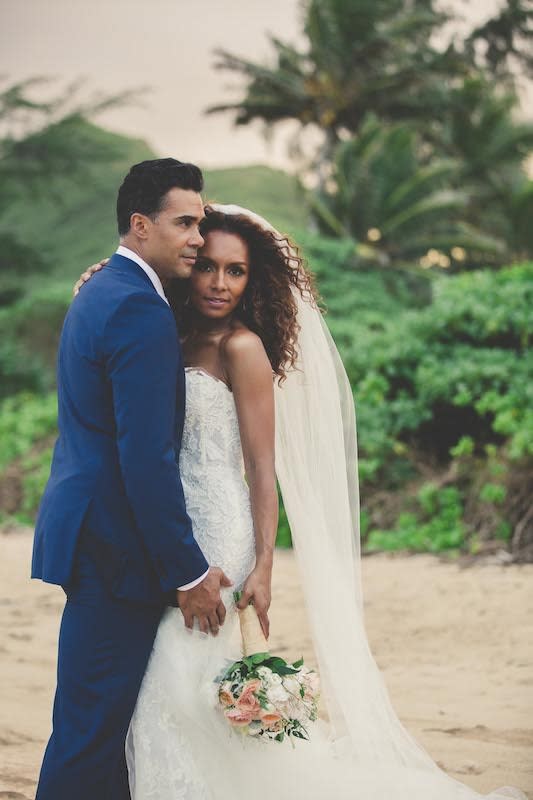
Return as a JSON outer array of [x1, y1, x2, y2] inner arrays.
[[251, 652, 270, 664]]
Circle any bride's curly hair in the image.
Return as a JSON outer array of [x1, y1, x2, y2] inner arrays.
[[166, 206, 319, 382]]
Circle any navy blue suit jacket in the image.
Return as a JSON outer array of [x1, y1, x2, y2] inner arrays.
[[32, 253, 209, 604]]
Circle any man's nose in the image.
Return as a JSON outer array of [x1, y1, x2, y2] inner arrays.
[[189, 227, 204, 249]]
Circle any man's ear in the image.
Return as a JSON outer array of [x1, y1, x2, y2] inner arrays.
[[129, 212, 151, 240]]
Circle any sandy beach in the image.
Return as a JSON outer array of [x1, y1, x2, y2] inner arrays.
[[1, 528, 532, 798]]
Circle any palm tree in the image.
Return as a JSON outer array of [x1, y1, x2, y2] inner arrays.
[[466, 0, 533, 83], [208, 0, 463, 171], [443, 78, 533, 261], [309, 115, 506, 267], [207, 0, 533, 266]]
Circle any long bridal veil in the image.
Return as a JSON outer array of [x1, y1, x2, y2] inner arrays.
[[213, 204, 527, 800]]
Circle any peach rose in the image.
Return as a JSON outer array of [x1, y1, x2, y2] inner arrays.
[[225, 707, 253, 727], [237, 693, 261, 717], [260, 709, 282, 728], [236, 678, 262, 718], [218, 683, 234, 707], [239, 678, 261, 701]]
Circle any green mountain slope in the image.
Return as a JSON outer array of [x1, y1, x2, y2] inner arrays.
[[204, 165, 307, 234], [0, 120, 306, 288], [0, 122, 154, 284]]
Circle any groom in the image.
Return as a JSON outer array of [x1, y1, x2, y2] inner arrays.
[[32, 158, 231, 798]]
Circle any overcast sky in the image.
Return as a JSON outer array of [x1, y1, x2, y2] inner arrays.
[[1, 0, 522, 170]]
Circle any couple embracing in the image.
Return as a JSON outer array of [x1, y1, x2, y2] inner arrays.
[[32, 158, 526, 800]]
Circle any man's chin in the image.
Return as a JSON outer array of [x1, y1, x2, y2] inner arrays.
[[173, 263, 193, 280]]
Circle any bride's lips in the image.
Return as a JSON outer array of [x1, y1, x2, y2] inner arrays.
[[204, 297, 229, 308]]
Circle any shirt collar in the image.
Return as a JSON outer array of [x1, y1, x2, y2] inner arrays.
[[116, 245, 169, 306]]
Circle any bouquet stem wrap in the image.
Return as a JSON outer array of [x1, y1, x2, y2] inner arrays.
[[238, 603, 269, 657]]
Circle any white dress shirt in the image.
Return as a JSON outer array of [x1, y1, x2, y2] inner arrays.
[[116, 245, 169, 305], [116, 245, 209, 592]]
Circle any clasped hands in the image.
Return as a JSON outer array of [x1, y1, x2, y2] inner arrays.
[[177, 563, 271, 638]]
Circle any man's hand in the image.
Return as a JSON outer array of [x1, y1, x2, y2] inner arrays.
[[73, 258, 109, 296], [177, 567, 233, 636], [236, 564, 272, 639]]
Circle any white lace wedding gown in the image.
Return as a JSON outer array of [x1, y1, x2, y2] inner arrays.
[[126, 367, 526, 800]]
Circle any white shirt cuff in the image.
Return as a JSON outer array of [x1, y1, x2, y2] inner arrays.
[[177, 567, 210, 591]]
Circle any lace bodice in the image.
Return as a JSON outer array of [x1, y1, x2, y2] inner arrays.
[[178, 367, 256, 586], [180, 368, 244, 478]]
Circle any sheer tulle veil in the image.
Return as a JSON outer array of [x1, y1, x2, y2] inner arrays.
[[210, 203, 526, 800]]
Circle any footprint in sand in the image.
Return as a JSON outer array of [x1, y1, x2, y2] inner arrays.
[[7, 633, 32, 642], [426, 724, 533, 747], [0, 770, 36, 792], [435, 759, 484, 776], [0, 730, 38, 747]]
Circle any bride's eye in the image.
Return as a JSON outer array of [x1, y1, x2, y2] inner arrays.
[[193, 260, 213, 272]]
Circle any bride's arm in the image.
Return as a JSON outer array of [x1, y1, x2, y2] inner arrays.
[[224, 330, 277, 639], [73, 258, 109, 295]]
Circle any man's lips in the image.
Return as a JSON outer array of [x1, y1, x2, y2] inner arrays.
[[182, 255, 197, 264]]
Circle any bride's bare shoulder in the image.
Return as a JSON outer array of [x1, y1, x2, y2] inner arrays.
[[222, 327, 271, 379]]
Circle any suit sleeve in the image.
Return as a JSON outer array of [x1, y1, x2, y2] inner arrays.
[[105, 291, 209, 591]]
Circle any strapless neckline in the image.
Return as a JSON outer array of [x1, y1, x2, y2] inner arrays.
[[184, 366, 232, 393]]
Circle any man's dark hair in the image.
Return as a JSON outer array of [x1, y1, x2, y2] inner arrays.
[[117, 158, 204, 235]]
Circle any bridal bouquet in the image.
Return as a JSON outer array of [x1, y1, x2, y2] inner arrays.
[[216, 592, 320, 743]]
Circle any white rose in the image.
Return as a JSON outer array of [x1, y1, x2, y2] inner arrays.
[[266, 684, 289, 704], [248, 721, 263, 736], [282, 676, 301, 696]]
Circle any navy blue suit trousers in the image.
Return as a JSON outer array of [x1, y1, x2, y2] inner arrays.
[[36, 552, 164, 799]]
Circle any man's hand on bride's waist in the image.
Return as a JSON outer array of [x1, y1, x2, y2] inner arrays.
[[177, 566, 233, 637]]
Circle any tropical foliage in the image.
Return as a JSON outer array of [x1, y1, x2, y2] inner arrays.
[[0, 36, 531, 560], [209, 0, 533, 268]]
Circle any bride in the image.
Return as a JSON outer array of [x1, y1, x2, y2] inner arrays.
[[79, 205, 526, 800]]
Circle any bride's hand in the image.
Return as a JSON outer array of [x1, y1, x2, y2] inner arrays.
[[237, 564, 272, 639], [73, 258, 109, 296]]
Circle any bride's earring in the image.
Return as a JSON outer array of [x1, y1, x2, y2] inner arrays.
[[184, 295, 190, 307]]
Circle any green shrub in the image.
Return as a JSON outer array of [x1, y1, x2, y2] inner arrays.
[[366, 484, 466, 553], [0, 282, 71, 399], [19, 445, 55, 522], [341, 262, 533, 483], [479, 482, 506, 505], [0, 392, 57, 471]]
